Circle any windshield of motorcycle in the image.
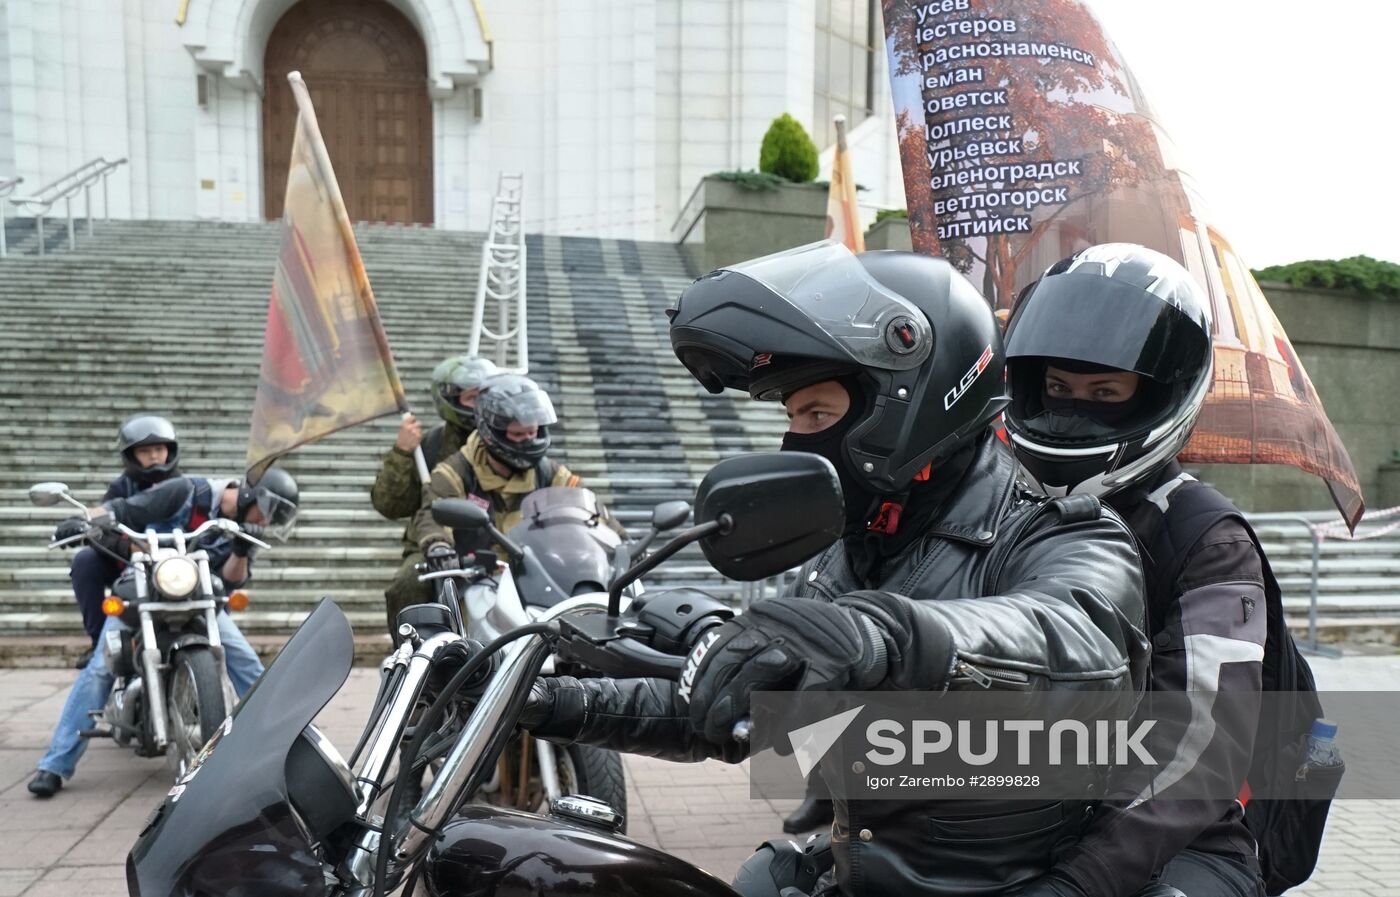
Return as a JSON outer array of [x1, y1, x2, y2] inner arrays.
[[510, 488, 619, 605], [126, 600, 354, 897], [518, 485, 603, 526]]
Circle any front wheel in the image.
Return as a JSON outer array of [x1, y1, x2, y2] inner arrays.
[[166, 648, 227, 778]]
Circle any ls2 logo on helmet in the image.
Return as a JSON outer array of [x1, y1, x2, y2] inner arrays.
[[944, 345, 995, 411]]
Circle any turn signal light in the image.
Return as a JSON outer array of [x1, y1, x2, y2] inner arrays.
[[102, 596, 125, 617], [227, 591, 250, 612]]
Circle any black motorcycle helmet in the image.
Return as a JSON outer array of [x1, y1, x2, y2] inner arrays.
[[475, 374, 558, 472], [668, 241, 1008, 493], [236, 467, 300, 541], [115, 415, 181, 485], [1004, 243, 1214, 497]]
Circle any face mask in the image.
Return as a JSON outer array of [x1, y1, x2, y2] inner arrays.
[[780, 386, 881, 531], [1041, 392, 1143, 427]]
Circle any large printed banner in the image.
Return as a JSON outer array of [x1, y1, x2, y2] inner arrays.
[[882, 0, 1363, 526], [246, 72, 407, 484]]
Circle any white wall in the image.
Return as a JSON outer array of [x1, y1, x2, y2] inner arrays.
[[0, 0, 906, 239]]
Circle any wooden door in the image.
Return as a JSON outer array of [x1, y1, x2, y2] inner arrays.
[[263, 0, 433, 224]]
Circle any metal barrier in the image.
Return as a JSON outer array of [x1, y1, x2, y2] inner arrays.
[[1253, 506, 1400, 657], [8, 157, 127, 256], [0, 175, 22, 259], [468, 173, 528, 372]]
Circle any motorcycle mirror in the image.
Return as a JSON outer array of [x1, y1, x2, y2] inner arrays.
[[431, 499, 491, 530], [651, 500, 692, 532], [695, 452, 843, 581], [429, 500, 525, 562], [29, 482, 75, 508]]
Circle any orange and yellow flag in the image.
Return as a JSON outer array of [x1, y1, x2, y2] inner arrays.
[[246, 71, 407, 484], [824, 114, 865, 253]]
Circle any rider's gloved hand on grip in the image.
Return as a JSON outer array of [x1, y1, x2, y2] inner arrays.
[[53, 517, 88, 542], [518, 676, 588, 741], [680, 597, 891, 744], [424, 542, 456, 565], [231, 523, 263, 557]]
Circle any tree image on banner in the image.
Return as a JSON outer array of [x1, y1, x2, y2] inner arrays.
[[882, 0, 1363, 525], [246, 71, 408, 484]]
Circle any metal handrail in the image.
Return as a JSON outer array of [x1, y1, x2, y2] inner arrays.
[[469, 173, 528, 372], [9, 156, 127, 256], [0, 176, 22, 259]]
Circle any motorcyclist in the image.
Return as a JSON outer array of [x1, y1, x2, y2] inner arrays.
[[69, 415, 182, 656], [415, 373, 624, 576], [1003, 244, 1267, 897], [372, 354, 498, 635], [28, 468, 300, 798], [520, 242, 1151, 896]]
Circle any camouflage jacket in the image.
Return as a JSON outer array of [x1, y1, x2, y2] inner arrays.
[[415, 432, 628, 555], [371, 421, 470, 552]]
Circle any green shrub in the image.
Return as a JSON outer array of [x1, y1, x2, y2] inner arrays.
[[1252, 256, 1400, 300], [874, 208, 909, 223], [758, 113, 819, 183]]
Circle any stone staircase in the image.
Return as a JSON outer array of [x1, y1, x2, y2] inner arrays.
[[0, 218, 1394, 649], [0, 218, 788, 642]]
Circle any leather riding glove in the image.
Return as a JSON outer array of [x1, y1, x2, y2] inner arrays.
[[53, 517, 88, 543], [680, 597, 890, 743]]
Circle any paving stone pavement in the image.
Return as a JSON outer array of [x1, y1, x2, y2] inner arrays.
[[0, 654, 1395, 896]]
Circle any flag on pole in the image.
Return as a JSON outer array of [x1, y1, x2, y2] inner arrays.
[[246, 71, 408, 484], [880, 0, 1364, 527], [824, 114, 865, 253]]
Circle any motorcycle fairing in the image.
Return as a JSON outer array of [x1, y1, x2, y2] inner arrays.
[[126, 599, 354, 897]]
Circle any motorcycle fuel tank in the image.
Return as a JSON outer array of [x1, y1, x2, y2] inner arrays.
[[423, 805, 741, 897]]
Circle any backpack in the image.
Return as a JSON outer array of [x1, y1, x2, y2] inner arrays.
[[1140, 476, 1342, 895]]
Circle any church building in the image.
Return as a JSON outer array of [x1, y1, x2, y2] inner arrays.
[[0, 0, 906, 239]]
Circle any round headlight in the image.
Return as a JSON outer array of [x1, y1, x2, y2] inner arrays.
[[153, 557, 199, 600]]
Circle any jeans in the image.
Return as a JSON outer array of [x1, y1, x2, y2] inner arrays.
[[70, 548, 123, 644], [37, 612, 264, 780]]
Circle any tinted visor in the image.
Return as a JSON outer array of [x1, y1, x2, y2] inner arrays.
[[1005, 273, 1210, 383]]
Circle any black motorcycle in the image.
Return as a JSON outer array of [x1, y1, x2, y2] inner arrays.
[[31, 481, 267, 777], [126, 452, 843, 897], [412, 486, 693, 827]]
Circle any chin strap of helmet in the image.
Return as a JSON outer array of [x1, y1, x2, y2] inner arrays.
[[866, 463, 934, 535]]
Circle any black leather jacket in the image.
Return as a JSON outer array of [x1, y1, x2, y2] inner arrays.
[[539, 434, 1150, 896]]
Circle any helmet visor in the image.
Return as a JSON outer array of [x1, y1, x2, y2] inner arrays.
[[1005, 273, 1210, 383], [728, 241, 932, 371], [487, 388, 558, 428], [256, 490, 298, 541]]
